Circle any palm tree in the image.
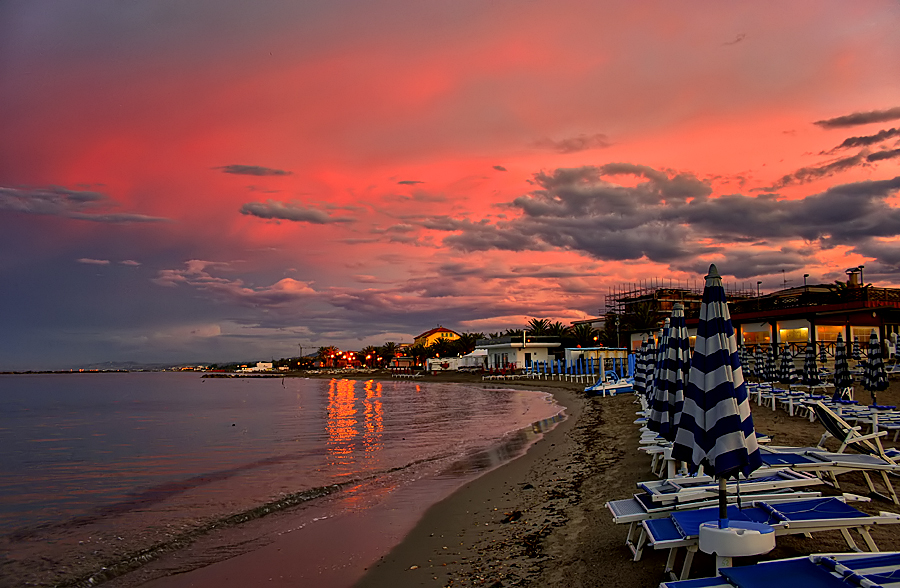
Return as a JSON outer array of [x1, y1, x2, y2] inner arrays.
[[428, 337, 453, 359], [408, 344, 429, 367], [625, 300, 660, 333], [378, 342, 397, 367], [526, 318, 551, 335], [360, 345, 378, 367], [317, 346, 340, 367], [569, 323, 597, 348], [451, 332, 481, 356], [547, 321, 570, 338]]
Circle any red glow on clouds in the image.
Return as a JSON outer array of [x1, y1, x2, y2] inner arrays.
[[1, 0, 900, 367]]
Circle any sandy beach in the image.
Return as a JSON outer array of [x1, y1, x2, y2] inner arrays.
[[352, 373, 900, 588], [133, 372, 900, 588]]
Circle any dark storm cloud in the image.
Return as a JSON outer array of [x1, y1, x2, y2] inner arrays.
[[672, 248, 809, 280], [239, 200, 355, 223], [420, 164, 900, 272], [868, 148, 900, 162], [493, 165, 507, 172], [762, 153, 867, 190], [814, 107, 900, 129], [826, 128, 900, 152], [423, 216, 543, 251], [216, 165, 292, 176], [533, 133, 611, 154], [0, 186, 168, 223]]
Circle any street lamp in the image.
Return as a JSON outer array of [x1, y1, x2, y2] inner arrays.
[[803, 274, 809, 287], [614, 315, 620, 349], [757, 281, 762, 297]]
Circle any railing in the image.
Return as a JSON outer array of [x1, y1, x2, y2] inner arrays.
[[729, 287, 900, 316]]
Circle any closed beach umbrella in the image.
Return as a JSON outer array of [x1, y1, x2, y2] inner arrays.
[[648, 303, 691, 441], [863, 330, 888, 404], [852, 337, 862, 361], [671, 264, 761, 527], [754, 346, 766, 381], [650, 319, 671, 407], [778, 347, 798, 387], [634, 339, 648, 396], [738, 344, 751, 378], [643, 337, 657, 401], [802, 342, 821, 387], [759, 346, 776, 384], [833, 334, 853, 401], [819, 343, 828, 365]]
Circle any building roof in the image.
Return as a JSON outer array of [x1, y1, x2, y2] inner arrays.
[[415, 327, 460, 340]]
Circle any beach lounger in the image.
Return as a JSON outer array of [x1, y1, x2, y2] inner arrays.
[[637, 468, 823, 506], [760, 445, 900, 505], [640, 497, 900, 580], [809, 401, 900, 503], [607, 488, 828, 560], [659, 551, 900, 588]]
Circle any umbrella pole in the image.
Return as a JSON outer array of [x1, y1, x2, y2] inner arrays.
[[718, 477, 728, 528]]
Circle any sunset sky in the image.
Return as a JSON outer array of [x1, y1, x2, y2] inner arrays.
[[3, 1, 900, 369]]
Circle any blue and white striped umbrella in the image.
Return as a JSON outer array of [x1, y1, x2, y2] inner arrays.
[[758, 345, 776, 383], [833, 334, 853, 401], [650, 319, 671, 404], [647, 304, 691, 442], [802, 342, 821, 387], [778, 347, 799, 386], [819, 343, 828, 365], [852, 337, 862, 362], [671, 264, 761, 483], [753, 346, 766, 381], [642, 337, 657, 400], [863, 330, 888, 404], [634, 339, 649, 396], [738, 343, 751, 378]]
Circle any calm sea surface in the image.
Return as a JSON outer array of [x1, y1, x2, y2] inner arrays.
[[0, 373, 563, 587]]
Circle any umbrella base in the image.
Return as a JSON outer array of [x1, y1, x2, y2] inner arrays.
[[699, 521, 775, 574]]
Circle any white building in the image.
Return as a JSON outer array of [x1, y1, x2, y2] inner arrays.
[[476, 335, 560, 369]]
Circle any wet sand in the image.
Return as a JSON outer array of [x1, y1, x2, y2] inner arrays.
[[353, 373, 900, 588]]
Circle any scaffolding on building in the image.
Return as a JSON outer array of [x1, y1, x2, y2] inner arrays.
[[602, 278, 756, 318]]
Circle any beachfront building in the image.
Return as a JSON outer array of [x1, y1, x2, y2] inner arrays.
[[611, 268, 900, 360], [727, 268, 900, 359], [563, 347, 629, 364], [414, 326, 461, 347], [240, 361, 274, 372], [475, 335, 560, 369]]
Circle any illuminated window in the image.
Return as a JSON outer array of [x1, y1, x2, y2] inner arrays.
[[778, 327, 808, 343], [816, 326, 844, 342], [742, 330, 771, 345], [851, 327, 878, 341]]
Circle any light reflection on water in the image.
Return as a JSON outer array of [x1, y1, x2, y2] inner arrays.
[[0, 374, 563, 588], [363, 380, 384, 455]]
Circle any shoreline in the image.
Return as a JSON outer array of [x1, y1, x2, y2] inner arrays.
[[109, 374, 577, 588], [103, 372, 900, 587], [353, 372, 900, 587]]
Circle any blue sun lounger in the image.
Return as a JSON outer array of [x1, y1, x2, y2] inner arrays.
[[659, 551, 900, 588], [637, 468, 823, 506], [640, 497, 900, 580], [608, 488, 826, 560]]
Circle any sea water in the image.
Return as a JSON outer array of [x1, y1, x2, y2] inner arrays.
[[0, 373, 563, 587]]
